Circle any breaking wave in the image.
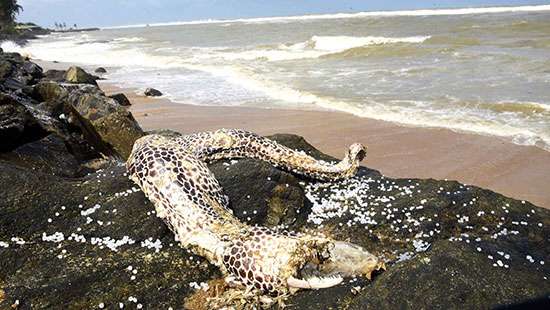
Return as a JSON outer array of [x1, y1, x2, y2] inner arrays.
[[199, 35, 431, 61]]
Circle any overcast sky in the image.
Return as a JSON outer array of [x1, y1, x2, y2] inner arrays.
[[17, 0, 547, 28]]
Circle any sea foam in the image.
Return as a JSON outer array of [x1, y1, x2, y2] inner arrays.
[[197, 35, 431, 61]]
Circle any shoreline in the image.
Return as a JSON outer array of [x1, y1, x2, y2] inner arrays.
[[103, 82, 550, 209], [36, 60, 550, 209]]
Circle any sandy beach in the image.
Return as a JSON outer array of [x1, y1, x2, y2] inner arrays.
[[85, 81, 550, 210]]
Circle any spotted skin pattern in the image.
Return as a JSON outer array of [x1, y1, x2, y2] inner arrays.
[[126, 129, 368, 295]]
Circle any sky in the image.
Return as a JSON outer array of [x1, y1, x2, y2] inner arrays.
[[17, 0, 548, 28]]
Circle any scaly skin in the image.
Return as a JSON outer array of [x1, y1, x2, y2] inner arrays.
[[126, 129, 383, 297]]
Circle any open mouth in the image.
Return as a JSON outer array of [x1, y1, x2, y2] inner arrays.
[[286, 241, 385, 290], [356, 148, 367, 162], [287, 262, 344, 289]]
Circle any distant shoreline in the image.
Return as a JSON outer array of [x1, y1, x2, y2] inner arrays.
[[103, 4, 550, 29], [51, 28, 100, 33]]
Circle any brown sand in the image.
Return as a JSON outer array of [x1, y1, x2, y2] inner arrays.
[[87, 81, 550, 209]]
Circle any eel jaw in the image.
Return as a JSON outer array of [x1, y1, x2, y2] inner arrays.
[[287, 275, 343, 289], [286, 241, 384, 290]]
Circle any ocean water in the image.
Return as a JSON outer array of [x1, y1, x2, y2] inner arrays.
[[3, 5, 550, 150]]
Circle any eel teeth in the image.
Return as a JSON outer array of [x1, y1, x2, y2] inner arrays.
[[287, 275, 343, 289]]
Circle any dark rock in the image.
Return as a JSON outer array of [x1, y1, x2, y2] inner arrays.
[[65, 66, 98, 85], [1, 53, 143, 160], [21, 61, 43, 79], [346, 241, 549, 309], [95, 67, 107, 74], [67, 88, 118, 121], [0, 162, 220, 309], [144, 88, 162, 97], [0, 93, 49, 152], [91, 109, 144, 159], [0, 52, 43, 88], [32, 81, 144, 159], [42, 69, 66, 82], [0, 128, 548, 309], [0, 134, 85, 177], [210, 158, 308, 228], [109, 93, 131, 106], [33, 80, 69, 102]]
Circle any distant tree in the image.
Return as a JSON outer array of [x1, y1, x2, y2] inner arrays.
[[62, 22, 66, 29], [0, 0, 23, 28], [54, 22, 59, 30], [73, 23, 77, 29]]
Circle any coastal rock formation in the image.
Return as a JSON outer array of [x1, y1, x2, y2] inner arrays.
[[0, 52, 144, 160], [0, 23, 51, 44], [65, 66, 98, 86], [1, 131, 549, 309], [95, 67, 107, 74], [144, 87, 162, 97], [0, 52, 549, 309], [0, 51, 44, 92]]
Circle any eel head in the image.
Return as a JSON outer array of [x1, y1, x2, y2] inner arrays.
[[287, 240, 385, 290]]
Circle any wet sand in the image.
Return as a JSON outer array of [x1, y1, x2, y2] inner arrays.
[[93, 81, 550, 209]]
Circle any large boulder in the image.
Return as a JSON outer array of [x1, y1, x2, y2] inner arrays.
[[65, 87, 144, 159], [1, 133, 548, 309], [0, 52, 43, 90], [33, 80, 69, 102], [95, 67, 107, 74], [32, 81, 144, 159], [65, 66, 98, 86], [0, 93, 48, 152], [67, 88, 118, 121], [92, 109, 144, 159]]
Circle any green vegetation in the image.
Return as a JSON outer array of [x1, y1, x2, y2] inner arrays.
[[0, 0, 22, 33]]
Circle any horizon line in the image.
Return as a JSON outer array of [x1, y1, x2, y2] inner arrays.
[[101, 3, 550, 30]]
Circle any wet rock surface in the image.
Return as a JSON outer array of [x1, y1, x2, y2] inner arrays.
[[0, 52, 549, 309], [144, 87, 162, 97], [0, 52, 144, 160]]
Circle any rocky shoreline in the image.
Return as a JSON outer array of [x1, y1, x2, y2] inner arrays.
[[0, 50, 549, 309], [0, 23, 51, 45]]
